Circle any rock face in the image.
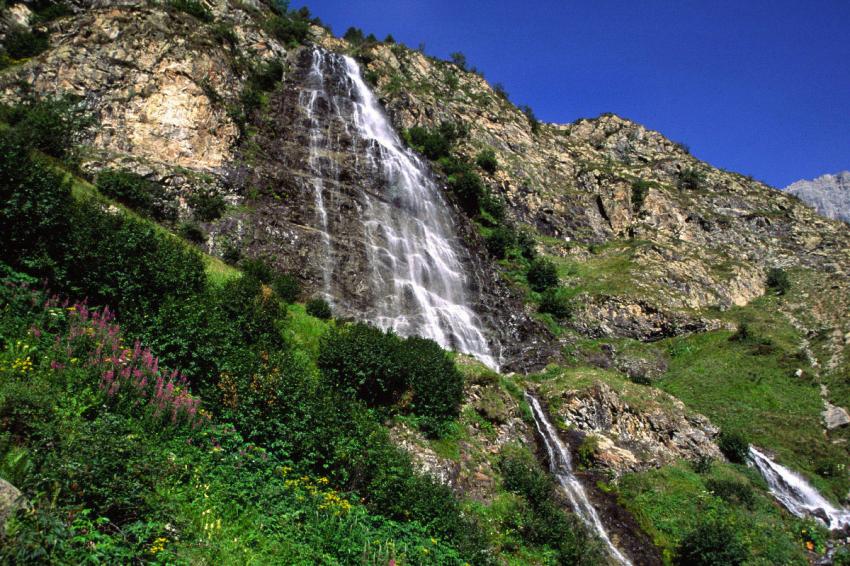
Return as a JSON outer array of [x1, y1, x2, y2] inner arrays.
[[785, 171, 850, 224], [0, 478, 27, 532], [548, 381, 722, 474]]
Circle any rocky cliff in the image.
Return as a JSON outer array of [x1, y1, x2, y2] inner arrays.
[[786, 171, 850, 224]]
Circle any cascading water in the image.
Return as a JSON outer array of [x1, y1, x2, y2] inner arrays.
[[298, 47, 497, 369], [749, 446, 850, 530], [526, 393, 633, 565]]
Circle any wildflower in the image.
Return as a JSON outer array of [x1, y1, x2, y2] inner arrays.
[[148, 537, 167, 554]]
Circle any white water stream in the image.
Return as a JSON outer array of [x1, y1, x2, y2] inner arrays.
[[749, 446, 850, 530], [299, 48, 497, 369], [526, 393, 633, 565]]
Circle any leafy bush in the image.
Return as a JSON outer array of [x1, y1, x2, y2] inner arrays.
[[447, 165, 485, 214], [405, 121, 465, 161], [476, 148, 498, 173], [169, 0, 213, 22], [706, 478, 755, 508], [577, 434, 599, 468], [306, 297, 332, 320], [96, 169, 175, 221], [343, 26, 365, 44], [516, 228, 537, 259], [3, 25, 50, 60], [179, 220, 205, 243], [631, 179, 651, 212], [717, 430, 749, 464], [265, 10, 311, 46], [766, 267, 790, 295], [520, 104, 540, 134], [188, 187, 226, 221], [678, 167, 705, 190], [240, 256, 274, 283], [539, 287, 573, 320], [674, 515, 748, 566], [449, 51, 468, 71], [485, 226, 515, 259], [480, 190, 506, 223], [404, 336, 464, 425], [527, 257, 559, 292], [1, 96, 91, 158], [272, 273, 300, 302]]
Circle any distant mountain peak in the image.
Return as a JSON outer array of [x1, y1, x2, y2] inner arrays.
[[785, 171, 850, 223]]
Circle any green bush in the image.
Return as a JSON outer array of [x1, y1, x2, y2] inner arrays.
[[306, 297, 332, 320], [1, 96, 91, 159], [448, 166, 484, 214], [169, 0, 213, 22], [405, 121, 465, 161], [343, 26, 365, 44], [516, 228, 537, 259], [210, 21, 238, 46], [404, 336, 464, 425], [717, 430, 749, 464], [766, 267, 790, 295], [631, 179, 651, 212], [519, 104, 540, 134], [179, 220, 205, 243], [577, 434, 599, 468], [475, 148, 498, 173], [678, 167, 705, 190], [188, 187, 226, 221], [3, 25, 50, 60], [485, 226, 515, 259], [706, 478, 755, 508], [527, 257, 559, 292], [265, 12, 310, 46], [674, 515, 748, 566], [240, 256, 274, 283], [96, 169, 175, 221], [272, 273, 301, 302], [480, 190, 506, 223], [539, 287, 573, 320]]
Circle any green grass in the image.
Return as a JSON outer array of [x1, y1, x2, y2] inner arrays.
[[618, 461, 812, 565], [655, 298, 848, 499]]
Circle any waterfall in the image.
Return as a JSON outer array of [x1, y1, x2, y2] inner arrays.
[[298, 47, 497, 369], [749, 446, 850, 530], [526, 393, 633, 565]]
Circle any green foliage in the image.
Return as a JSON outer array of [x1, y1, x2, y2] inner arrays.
[[538, 287, 573, 320], [305, 297, 332, 319], [272, 272, 300, 302], [519, 104, 540, 134], [404, 336, 465, 425], [527, 257, 559, 292], [476, 148, 498, 173], [179, 220, 205, 243], [449, 51, 468, 71], [2, 25, 49, 60], [169, 0, 213, 21], [705, 478, 755, 508], [674, 515, 748, 566], [447, 163, 485, 214], [1, 95, 91, 159], [485, 225, 515, 259], [480, 190, 506, 223], [343, 26, 365, 44], [576, 434, 598, 468], [264, 6, 311, 46], [96, 169, 175, 221], [210, 21, 237, 46], [188, 187, 226, 221], [631, 179, 651, 212], [492, 82, 510, 100], [766, 267, 790, 295], [240, 256, 274, 283], [677, 167, 705, 190], [717, 430, 750, 464]]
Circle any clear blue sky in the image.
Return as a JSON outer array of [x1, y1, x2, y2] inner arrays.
[[291, 0, 849, 188]]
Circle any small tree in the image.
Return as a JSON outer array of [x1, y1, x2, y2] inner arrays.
[[476, 148, 498, 174], [717, 430, 749, 464], [766, 267, 790, 295], [449, 51, 468, 71], [678, 167, 705, 190], [675, 516, 748, 565], [539, 287, 573, 320], [520, 104, 540, 134], [485, 226, 515, 259], [527, 257, 559, 292], [306, 297, 332, 320]]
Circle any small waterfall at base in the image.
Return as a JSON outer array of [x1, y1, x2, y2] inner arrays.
[[526, 393, 633, 565], [749, 446, 850, 530], [298, 47, 497, 369]]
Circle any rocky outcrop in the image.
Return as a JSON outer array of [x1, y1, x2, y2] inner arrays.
[[786, 171, 850, 224], [0, 478, 27, 533], [547, 381, 722, 475]]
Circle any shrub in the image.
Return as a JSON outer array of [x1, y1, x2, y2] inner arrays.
[[674, 516, 748, 566], [0, 131, 71, 276], [448, 167, 484, 214], [318, 323, 407, 407], [306, 297, 332, 320], [480, 191, 506, 223], [527, 257, 559, 292], [272, 273, 300, 302], [96, 169, 174, 221], [169, 0, 213, 22], [706, 478, 755, 508], [475, 148, 498, 174], [210, 21, 237, 46], [516, 228, 537, 259], [179, 220, 205, 243], [343, 27, 365, 44], [631, 179, 651, 212], [3, 25, 50, 60], [449, 51, 468, 71], [519, 104, 540, 134], [678, 167, 705, 190], [717, 430, 749, 464], [240, 257, 274, 283], [188, 188, 226, 221], [766, 267, 790, 295], [493, 82, 510, 100], [577, 434, 599, 468], [692, 456, 714, 474], [404, 336, 464, 425], [485, 226, 515, 259], [2, 96, 91, 158], [265, 11, 310, 46], [539, 287, 573, 320]]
